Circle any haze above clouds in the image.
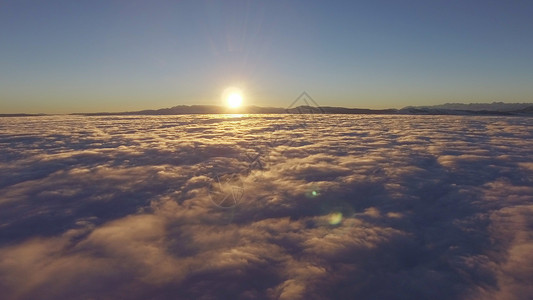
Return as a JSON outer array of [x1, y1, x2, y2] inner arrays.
[[0, 115, 532, 299]]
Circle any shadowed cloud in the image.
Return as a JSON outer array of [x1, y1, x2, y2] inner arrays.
[[0, 115, 532, 299]]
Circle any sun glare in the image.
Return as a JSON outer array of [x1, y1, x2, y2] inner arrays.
[[226, 92, 243, 108]]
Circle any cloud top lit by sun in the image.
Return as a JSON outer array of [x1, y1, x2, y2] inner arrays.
[[222, 87, 244, 109]]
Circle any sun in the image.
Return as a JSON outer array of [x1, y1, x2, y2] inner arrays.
[[222, 86, 245, 109], [227, 92, 243, 108]]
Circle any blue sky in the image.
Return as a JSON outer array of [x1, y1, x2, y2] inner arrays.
[[1, 0, 532, 113]]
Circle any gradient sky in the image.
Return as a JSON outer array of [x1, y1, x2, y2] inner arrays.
[[1, 0, 532, 113]]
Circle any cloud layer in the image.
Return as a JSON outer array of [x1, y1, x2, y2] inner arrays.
[[1, 114, 532, 299]]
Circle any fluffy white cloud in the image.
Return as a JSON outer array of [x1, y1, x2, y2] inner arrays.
[[0, 114, 532, 299]]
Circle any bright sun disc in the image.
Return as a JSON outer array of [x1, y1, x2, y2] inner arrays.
[[227, 93, 243, 108]]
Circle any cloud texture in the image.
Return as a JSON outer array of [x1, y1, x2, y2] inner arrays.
[[0, 114, 532, 299]]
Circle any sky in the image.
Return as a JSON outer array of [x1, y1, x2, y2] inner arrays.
[[1, 0, 533, 114]]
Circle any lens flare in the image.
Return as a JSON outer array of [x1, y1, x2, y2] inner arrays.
[[328, 212, 343, 225]]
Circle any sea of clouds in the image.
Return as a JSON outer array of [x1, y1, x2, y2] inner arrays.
[[0, 114, 532, 300]]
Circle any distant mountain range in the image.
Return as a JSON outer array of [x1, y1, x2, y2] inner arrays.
[[407, 102, 532, 111], [71, 105, 398, 116], [2, 102, 532, 117], [399, 102, 533, 116], [0, 113, 47, 117], [71, 102, 533, 116]]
